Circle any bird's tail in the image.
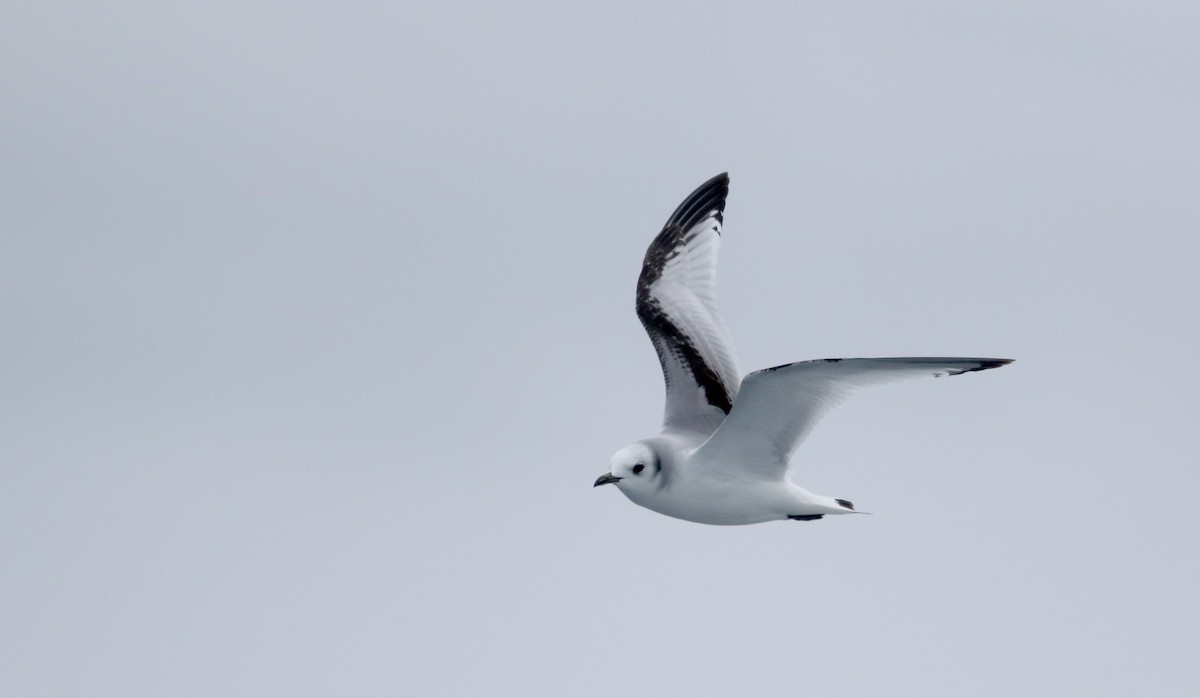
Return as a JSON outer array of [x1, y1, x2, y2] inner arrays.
[[829, 497, 871, 515]]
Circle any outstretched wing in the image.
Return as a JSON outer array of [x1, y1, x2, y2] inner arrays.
[[637, 173, 742, 438], [692, 357, 1013, 479]]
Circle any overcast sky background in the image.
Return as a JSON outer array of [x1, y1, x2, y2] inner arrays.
[[3, 2, 1199, 696]]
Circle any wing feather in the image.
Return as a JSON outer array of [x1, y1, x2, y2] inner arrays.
[[636, 173, 741, 437], [692, 357, 1013, 479]]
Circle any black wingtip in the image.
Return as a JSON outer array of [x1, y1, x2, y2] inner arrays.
[[664, 172, 730, 233], [953, 359, 1015, 375], [835, 498, 855, 511]]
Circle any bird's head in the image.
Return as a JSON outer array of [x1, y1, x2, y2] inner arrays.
[[595, 442, 662, 492]]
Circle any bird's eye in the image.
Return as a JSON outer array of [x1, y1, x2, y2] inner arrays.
[[632, 463, 645, 475]]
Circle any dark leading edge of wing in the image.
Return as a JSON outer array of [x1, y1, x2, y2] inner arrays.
[[636, 173, 735, 418], [758, 357, 1014, 377]]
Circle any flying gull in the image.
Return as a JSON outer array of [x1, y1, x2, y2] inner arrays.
[[594, 173, 1012, 525]]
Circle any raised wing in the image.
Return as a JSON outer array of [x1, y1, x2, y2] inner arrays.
[[692, 357, 1013, 479], [637, 173, 742, 437]]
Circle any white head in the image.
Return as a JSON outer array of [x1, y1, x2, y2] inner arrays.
[[594, 441, 664, 494]]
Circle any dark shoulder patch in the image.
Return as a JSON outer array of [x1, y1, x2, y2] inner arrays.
[[636, 297, 733, 414]]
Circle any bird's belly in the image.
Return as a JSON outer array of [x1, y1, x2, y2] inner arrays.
[[623, 480, 790, 526]]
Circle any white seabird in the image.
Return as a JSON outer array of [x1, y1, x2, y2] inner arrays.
[[594, 173, 1012, 525]]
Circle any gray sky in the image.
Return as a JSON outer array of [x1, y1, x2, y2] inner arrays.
[[3, 2, 1199, 696]]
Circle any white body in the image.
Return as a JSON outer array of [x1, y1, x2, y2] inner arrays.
[[616, 435, 848, 525]]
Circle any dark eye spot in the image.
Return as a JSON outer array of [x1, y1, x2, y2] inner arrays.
[[632, 463, 645, 475]]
